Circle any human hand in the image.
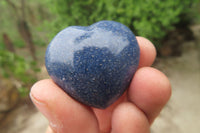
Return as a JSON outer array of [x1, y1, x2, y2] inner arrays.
[[30, 37, 171, 133]]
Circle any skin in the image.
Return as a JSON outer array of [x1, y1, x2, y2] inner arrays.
[[30, 36, 171, 133]]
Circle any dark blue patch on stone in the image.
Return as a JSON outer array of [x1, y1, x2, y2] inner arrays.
[[45, 20, 140, 109]]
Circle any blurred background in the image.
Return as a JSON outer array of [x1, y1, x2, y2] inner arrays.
[[0, 0, 199, 133]]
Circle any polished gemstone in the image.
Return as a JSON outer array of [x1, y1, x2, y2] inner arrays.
[[45, 20, 140, 109]]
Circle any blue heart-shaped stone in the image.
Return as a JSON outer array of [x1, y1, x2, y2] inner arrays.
[[45, 20, 140, 109]]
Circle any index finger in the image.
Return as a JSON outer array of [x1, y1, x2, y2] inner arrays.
[[136, 36, 157, 68]]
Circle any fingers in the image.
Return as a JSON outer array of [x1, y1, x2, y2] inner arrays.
[[136, 36, 156, 68], [92, 37, 157, 132], [128, 67, 172, 124], [30, 79, 99, 133], [111, 102, 150, 133]]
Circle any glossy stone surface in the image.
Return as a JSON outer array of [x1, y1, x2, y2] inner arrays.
[[45, 20, 140, 109]]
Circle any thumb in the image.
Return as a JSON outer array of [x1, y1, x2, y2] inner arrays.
[[30, 79, 99, 133]]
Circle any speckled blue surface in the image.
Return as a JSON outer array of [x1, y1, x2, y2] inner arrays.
[[45, 20, 140, 109]]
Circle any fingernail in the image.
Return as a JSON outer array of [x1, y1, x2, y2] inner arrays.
[[30, 85, 63, 131], [30, 92, 53, 120]]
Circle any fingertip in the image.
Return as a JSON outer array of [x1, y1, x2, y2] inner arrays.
[[128, 67, 171, 123], [136, 36, 157, 68], [30, 79, 99, 133], [30, 79, 57, 104]]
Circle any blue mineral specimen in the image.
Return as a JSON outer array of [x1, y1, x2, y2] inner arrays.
[[45, 20, 140, 109]]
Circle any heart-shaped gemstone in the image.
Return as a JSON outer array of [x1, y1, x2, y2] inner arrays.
[[45, 20, 140, 109]]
